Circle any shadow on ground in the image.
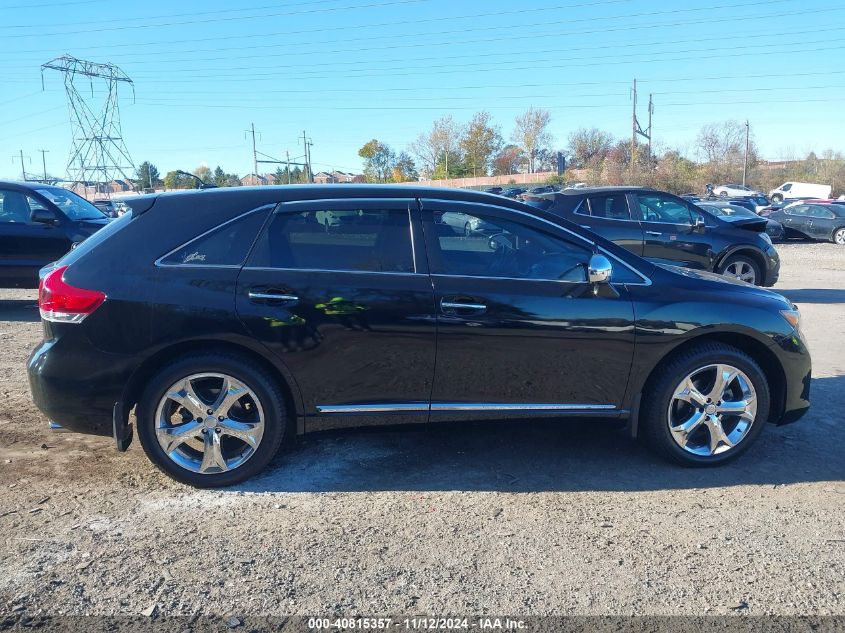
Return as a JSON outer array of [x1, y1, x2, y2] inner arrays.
[[235, 375, 845, 495], [778, 288, 845, 304], [0, 299, 39, 323]]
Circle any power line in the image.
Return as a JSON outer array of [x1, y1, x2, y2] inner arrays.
[[0, 0, 430, 38], [0, 0, 797, 56], [4, 0, 106, 9]]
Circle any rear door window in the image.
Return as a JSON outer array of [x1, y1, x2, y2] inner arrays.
[[250, 208, 414, 273], [585, 194, 631, 220]]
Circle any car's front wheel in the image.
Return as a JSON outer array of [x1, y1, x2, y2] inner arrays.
[[719, 254, 761, 285], [640, 343, 770, 466], [832, 227, 845, 245], [136, 353, 287, 487]]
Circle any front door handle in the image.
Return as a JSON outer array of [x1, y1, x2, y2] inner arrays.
[[248, 290, 299, 303], [440, 297, 487, 315], [645, 230, 662, 236]]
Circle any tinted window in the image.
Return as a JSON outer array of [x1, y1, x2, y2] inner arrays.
[[584, 194, 631, 220], [251, 208, 414, 273], [638, 194, 693, 224], [36, 188, 104, 220], [161, 209, 268, 266], [786, 205, 808, 216], [0, 190, 34, 223], [808, 206, 835, 219], [429, 211, 590, 282]]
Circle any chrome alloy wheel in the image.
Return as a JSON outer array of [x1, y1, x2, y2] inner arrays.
[[154, 373, 265, 474], [723, 260, 757, 284], [667, 364, 757, 456], [834, 228, 845, 245]]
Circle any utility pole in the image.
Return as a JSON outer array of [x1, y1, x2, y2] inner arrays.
[[13, 150, 30, 180], [631, 79, 637, 168], [246, 123, 258, 177], [37, 149, 49, 181], [742, 120, 750, 186], [630, 79, 654, 173], [286, 150, 291, 184], [301, 130, 313, 183]]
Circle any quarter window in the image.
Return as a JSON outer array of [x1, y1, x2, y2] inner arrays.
[[428, 211, 590, 282], [161, 209, 269, 266], [250, 208, 414, 273], [638, 194, 693, 225]]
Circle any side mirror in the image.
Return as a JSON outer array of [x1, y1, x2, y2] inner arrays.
[[693, 215, 706, 231], [30, 208, 59, 225], [588, 254, 612, 284]]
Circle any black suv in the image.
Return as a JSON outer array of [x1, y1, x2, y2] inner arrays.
[[0, 181, 110, 288], [28, 186, 810, 487], [531, 187, 780, 286]]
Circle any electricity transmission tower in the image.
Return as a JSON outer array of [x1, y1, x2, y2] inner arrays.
[[41, 55, 136, 191]]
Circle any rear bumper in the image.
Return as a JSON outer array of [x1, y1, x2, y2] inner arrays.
[[27, 334, 136, 437]]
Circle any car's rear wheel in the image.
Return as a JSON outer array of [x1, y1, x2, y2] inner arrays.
[[719, 254, 761, 285], [719, 190, 728, 197], [136, 353, 286, 487], [640, 343, 770, 466], [832, 227, 845, 245]]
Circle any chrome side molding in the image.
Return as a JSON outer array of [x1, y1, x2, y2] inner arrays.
[[317, 403, 618, 414]]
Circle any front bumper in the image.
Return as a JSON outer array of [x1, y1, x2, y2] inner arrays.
[[762, 245, 780, 287], [772, 328, 811, 425], [27, 333, 136, 437]]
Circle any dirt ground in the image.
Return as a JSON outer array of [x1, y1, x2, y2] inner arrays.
[[0, 243, 843, 620]]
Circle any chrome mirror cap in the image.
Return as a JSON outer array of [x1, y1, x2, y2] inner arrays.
[[588, 254, 613, 284]]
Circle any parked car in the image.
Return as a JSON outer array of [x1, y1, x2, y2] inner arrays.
[[483, 186, 503, 195], [712, 184, 760, 198], [0, 181, 109, 288], [768, 182, 831, 203], [725, 195, 770, 213], [27, 185, 810, 486], [696, 202, 784, 242], [765, 203, 845, 244], [501, 187, 526, 198], [92, 199, 119, 218], [533, 187, 780, 286]]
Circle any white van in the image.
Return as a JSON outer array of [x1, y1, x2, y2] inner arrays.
[[768, 182, 831, 202]]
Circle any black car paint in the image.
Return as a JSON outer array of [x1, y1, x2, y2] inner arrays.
[[766, 203, 845, 242], [0, 180, 109, 288], [538, 187, 780, 286], [27, 186, 810, 447]]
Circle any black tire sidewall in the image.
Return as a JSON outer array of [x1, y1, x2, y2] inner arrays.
[[136, 354, 286, 488], [641, 346, 770, 466]]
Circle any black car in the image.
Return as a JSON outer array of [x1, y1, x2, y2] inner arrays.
[[0, 181, 109, 288], [483, 186, 503, 195], [501, 187, 526, 198], [28, 185, 810, 487], [531, 187, 780, 287], [696, 202, 785, 242], [766, 202, 845, 244]]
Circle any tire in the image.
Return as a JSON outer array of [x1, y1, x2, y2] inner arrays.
[[771, 194, 783, 203], [832, 227, 845, 245], [136, 353, 287, 487], [639, 342, 770, 466], [464, 222, 472, 237], [719, 254, 761, 285], [719, 190, 728, 197]]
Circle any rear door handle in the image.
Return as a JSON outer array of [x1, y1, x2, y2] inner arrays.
[[248, 290, 299, 303], [645, 230, 662, 236]]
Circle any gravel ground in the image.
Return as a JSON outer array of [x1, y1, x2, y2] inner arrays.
[[0, 242, 843, 620]]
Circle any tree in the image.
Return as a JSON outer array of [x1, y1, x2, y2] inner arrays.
[[358, 139, 396, 183], [491, 144, 523, 176], [213, 166, 226, 187], [410, 115, 464, 179], [567, 128, 613, 168], [392, 152, 418, 182], [193, 165, 212, 184], [512, 107, 553, 173], [460, 111, 503, 177], [695, 120, 758, 183], [163, 170, 197, 190], [136, 161, 160, 191]]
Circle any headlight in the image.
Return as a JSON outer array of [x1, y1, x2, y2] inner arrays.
[[760, 232, 772, 246], [780, 307, 801, 332]]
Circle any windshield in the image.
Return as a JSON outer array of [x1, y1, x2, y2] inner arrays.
[[36, 188, 106, 221]]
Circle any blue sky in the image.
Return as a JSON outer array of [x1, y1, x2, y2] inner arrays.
[[1, 0, 844, 181]]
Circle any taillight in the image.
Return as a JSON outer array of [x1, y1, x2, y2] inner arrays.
[[38, 265, 106, 324]]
